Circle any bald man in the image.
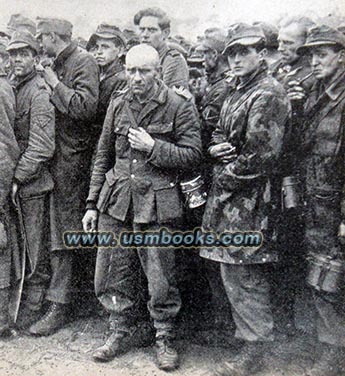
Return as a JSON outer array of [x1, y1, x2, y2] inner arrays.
[[83, 44, 202, 371]]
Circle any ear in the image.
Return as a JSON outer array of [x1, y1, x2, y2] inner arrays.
[[34, 55, 40, 64], [162, 28, 170, 41], [49, 32, 56, 43], [338, 49, 345, 63], [258, 48, 267, 61], [154, 65, 162, 79]]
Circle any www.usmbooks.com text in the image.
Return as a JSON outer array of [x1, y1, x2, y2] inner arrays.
[[63, 228, 263, 248]]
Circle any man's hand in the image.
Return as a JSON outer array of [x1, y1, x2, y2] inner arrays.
[[338, 221, 345, 245], [82, 210, 98, 232], [39, 66, 59, 89], [128, 127, 155, 153], [11, 182, 19, 207], [287, 80, 306, 101], [209, 142, 237, 163]]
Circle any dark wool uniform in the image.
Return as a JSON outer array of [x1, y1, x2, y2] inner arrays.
[[157, 43, 189, 89], [12, 69, 55, 312], [0, 71, 19, 302], [47, 41, 99, 304], [87, 81, 202, 336], [201, 66, 290, 341]]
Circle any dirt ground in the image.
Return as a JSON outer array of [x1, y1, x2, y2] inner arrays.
[[0, 311, 324, 376]]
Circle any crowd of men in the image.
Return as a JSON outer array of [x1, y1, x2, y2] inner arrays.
[[0, 7, 345, 376]]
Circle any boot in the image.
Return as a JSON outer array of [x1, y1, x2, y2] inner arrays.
[[155, 336, 179, 371], [307, 343, 344, 376], [92, 321, 154, 362], [16, 305, 44, 331], [212, 342, 266, 376], [28, 302, 69, 336], [0, 287, 11, 337]]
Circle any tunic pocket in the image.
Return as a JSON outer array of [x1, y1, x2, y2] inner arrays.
[[154, 183, 183, 223]]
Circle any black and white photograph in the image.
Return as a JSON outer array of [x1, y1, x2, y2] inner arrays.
[[0, 0, 345, 374]]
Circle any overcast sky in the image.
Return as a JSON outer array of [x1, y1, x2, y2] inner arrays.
[[0, 0, 344, 40]]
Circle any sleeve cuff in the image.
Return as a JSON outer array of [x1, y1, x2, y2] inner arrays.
[[50, 81, 74, 114], [86, 201, 98, 210]]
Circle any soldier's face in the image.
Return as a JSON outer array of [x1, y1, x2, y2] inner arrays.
[[227, 45, 263, 78], [126, 56, 159, 98], [92, 38, 121, 67], [138, 16, 168, 50], [9, 47, 37, 77], [278, 24, 305, 65], [202, 49, 217, 72], [310, 46, 343, 82], [38, 33, 56, 57]]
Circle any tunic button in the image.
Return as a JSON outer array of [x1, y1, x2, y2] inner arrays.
[[115, 127, 120, 131], [133, 159, 137, 163], [169, 182, 174, 187], [130, 174, 135, 178]]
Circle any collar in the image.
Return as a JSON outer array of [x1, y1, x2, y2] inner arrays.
[[12, 69, 37, 90], [100, 59, 124, 81], [124, 80, 168, 104], [208, 66, 231, 85], [324, 70, 345, 101], [235, 63, 268, 91], [53, 41, 78, 68], [157, 42, 169, 61]]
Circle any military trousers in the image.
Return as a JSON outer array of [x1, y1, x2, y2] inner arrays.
[[305, 194, 345, 346], [95, 212, 181, 337], [19, 193, 50, 311], [220, 263, 275, 342]]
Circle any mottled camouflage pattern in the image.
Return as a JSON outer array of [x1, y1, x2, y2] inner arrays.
[[201, 66, 290, 264], [300, 70, 345, 258]]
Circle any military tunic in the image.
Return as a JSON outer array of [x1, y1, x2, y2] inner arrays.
[[87, 81, 201, 334], [12, 70, 55, 310]]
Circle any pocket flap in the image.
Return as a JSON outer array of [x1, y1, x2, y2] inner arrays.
[[105, 169, 118, 186], [146, 122, 173, 134], [114, 123, 130, 136]]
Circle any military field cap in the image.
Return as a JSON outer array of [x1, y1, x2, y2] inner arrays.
[[196, 29, 227, 53], [7, 14, 36, 36], [7, 30, 40, 53], [0, 25, 11, 38], [297, 25, 345, 54], [36, 17, 73, 38], [187, 45, 204, 66], [253, 22, 278, 49], [0, 39, 8, 56], [86, 23, 126, 51], [223, 23, 266, 55]]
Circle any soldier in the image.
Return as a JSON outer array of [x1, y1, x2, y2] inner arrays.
[[196, 28, 230, 155], [0, 53, 20, 337], [82, 44, 201, 371], [27, 18, 99, 336], [7, 31, 55, 330], [7, 14, 36, 36], [195, 29, 233, 329], [293, 25, 345, 376], [133, 7, 189, 89], [200, 24, 290, 376], [270, 16, 316, 336], [86, 23, 127, 126]]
